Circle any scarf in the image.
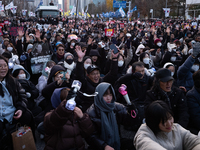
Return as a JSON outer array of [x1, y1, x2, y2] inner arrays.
[[94, 83, 120, 150], [64, 61, 75, 71], [57, 53, 64, 61], [159, 87, 173, 109]]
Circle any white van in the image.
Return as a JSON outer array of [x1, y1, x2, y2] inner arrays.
[[35, 6, 61, 18]]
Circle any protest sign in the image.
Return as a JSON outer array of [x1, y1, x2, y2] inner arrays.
[[155, 21, 162, 27], [9, 27, 24, 36], [120, 23, 124, 28], [31, 43, 52, 74], [105, 29, 114, 37]]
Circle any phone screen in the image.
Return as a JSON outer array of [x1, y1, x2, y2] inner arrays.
[[109, 44, 119, 54]]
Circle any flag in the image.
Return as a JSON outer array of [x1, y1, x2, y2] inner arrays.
[[85, 5, 88, 13], [87, 13, 90, 17], [82, 9, 85, 16], [96, 14, 99, 18], [11, 6, 17, 14], [22, 9, 27, 16], [130, 6, 137, 13], [36, 0, 43, 11], [163, 8, 170, 17], [119, 7, 125, 18], [100, 14, 103, 18], [138, 12, 140, 18], [0, 4, 4, 11], [5, 1, 13, 10], [70, 6, 76, 15]]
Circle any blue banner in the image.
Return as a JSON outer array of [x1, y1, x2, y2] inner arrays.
[[113, 0, 126, 8]]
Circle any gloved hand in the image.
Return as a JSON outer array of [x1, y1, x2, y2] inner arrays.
[[127, 103, 138, 118], [132, 72, 143, 79], [192, 42, 200, 58], [26, 92, 31, 98]]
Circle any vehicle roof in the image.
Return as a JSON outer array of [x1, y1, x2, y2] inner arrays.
[[37, 6, 59, 10]]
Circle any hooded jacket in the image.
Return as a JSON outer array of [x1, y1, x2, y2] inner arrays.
[[86, 83, 131, 150], [12, 65, 39, 114], [12, 64, 31, 80], [42, 65, 72, 109], [44, 88, 94, 150]]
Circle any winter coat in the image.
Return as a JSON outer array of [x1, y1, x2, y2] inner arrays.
[[44, 100, 94, 150], [134, 123, 200, 150], [114, 74, 153, 104], [177, 55, 195, 91], [86, 102, 130, 150], [186, 87, 200, 130], [145, 86, 189, 128]]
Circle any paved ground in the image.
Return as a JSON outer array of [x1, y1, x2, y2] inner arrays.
[[35, 130, 45, 150], [34, 125, 136, 150]]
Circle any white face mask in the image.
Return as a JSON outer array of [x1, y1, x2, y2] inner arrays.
[[170, 56, 176, 62], [157, 42, 162, 47], [171, 72, 174, 76], [172, 48, 176, 52], [118, 60, 124, 67], [84, 64, 91, 70], [191, 65, 199, 72], [7, 47, 13, 52], [18, 74, 26, 79], [67, 39, 70, 43], [143, 58, 150, 64], [71, 42, 75, 47]]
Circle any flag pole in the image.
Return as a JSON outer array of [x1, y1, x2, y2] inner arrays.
[[75, 0, 78, 30]]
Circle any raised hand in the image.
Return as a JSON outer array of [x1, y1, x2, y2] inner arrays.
[[75, 45, 86, 62], [18, 28, 24, 37], [35, 30, 41, 39]]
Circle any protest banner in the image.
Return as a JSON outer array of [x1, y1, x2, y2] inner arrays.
[[120, 23, 124, 28], [155, 21, 162, 27], [105, 29, 114, 37], [9, 27, 24, 36], [30, 43, 52, 74]]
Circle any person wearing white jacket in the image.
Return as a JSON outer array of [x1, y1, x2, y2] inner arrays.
[[134, 100, 200, 150]]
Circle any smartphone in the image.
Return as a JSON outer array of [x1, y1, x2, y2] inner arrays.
[[110, 44, 119, 54]]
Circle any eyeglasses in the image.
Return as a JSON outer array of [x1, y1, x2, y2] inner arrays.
[[0, 64, 8, 69]]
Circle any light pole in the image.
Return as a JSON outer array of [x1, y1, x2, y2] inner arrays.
[[75, 0, 78, 29]]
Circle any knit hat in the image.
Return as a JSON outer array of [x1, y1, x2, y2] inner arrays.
[[29, 34, 35, 40], [64, 52, 74, 60], [26, 44, 33, 51]]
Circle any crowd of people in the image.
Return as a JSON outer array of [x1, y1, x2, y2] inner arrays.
[[1, 16, 200, 150]]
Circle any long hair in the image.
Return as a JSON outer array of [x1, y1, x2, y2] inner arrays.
[[145, 100, 173, 135], [0, 55, 16, 97]]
